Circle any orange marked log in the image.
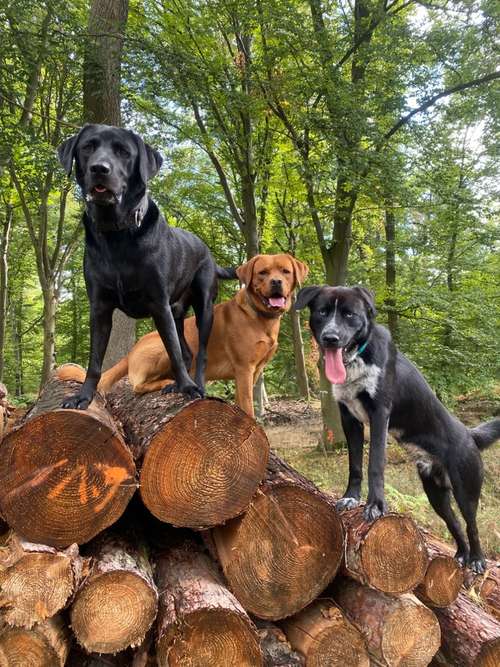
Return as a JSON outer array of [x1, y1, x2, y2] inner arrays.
[[0, 367, 137, 548]]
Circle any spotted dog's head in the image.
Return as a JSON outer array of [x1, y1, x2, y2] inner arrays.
[[295, 285, 376, 384]]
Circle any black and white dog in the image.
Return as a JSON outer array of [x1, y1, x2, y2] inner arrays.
[[58, 124, 234, 409], [296, 285, 500, 573]]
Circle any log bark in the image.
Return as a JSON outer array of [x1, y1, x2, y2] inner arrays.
[[0, 531, 86, 627], [255, 621, 304, 666], [432, 591, 500, 667], [107, 380, 269, 529], [155, 541, 262, 666], [212, 452, 344, 620], [0, 369, 137, 547], [0, 614, 70, 666], [466, 562, 500, 621], [415, 532, 464, 607], [71, 532, 158, 654], [340, 505, 428, 594], [281, 598, 369, 666], [332, 578, 441, 667]]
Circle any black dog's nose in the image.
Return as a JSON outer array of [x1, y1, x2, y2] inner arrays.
[[322, 333, 340, 345], [90, 162, 111, 175]]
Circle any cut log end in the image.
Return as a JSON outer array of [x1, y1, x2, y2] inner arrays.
[[382, 598, 440, 667], [0, 551, 75, 627], [157, 609, 262, 667], [478, 639, 500, 667], [0, 396, 136, 548], [71, 571, 157, 654], [140, 399, 269, 529], [214, 484, 344, 620], [416, 555, 464, 607], [343, 509, 428, 594], [0, 616, 69, 666]]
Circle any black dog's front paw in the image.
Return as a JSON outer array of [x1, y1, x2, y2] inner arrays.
[[363, 499, 387, 522], [469, 556, 486, 574], [162, 381, 204, 399], [61, 393, 93, 410], [454, 549, 469, 568], [336, 497, 360, 512], [161, 382, 179, 395]]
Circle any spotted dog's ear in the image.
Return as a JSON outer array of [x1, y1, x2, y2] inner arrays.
[[294, 286, 323, 310], [131, 131, 163, 187], [236, 255, 262, 287], [353, 286, 377, 318], [57, 125, 89, 176]]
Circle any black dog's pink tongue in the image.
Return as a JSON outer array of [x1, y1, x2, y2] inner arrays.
[[94, 186, 107, 193], [324, 348, 346, 384]]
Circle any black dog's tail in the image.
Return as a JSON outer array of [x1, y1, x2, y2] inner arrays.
[[470, 418, 500, 450], [217, 266, 238, 280]]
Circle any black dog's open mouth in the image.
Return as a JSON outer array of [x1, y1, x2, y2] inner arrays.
[[261, 294, 287, 309], [87, 185, 119, 203]]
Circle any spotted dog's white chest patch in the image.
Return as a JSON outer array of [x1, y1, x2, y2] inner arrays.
[[330, 357, 381, 424]]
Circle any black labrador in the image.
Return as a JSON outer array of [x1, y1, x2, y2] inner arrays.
[[296, 285, 500, 573], [58, 124, 233, 408]]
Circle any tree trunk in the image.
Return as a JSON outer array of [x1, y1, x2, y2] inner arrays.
[[106, 380, 269, 529], [432, 591, 500, 667], [340, 505, 428, 594], [384, 204, 398, 341], [0, 367, 137, 547], [71, 532, 158, 654], [0, 200, 13, 381], [40, 284, 58, 388], [319, 363, 346, 449], [255, 621, 304, 666], [84, 0, 136, 370], [11, 293, 24, 396], [0, 532, 85, 628], [253, 372, 268, 418], [332, 578, 441, 667], [281, 598, 369, 666], [211, 452, 344, 620], [154, 541, 262, 666], [415, 532, 464, 608], [290, 294, 309, 400], [0, 614, 70, 666]]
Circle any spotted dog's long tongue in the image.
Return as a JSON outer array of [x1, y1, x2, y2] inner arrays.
[[269, 296, 286, 308], [324, 348, 346, 384]]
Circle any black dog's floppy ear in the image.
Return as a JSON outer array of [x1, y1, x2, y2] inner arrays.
[[133, 133, 163, 186], [294, 286, 323, 310], [57, 126, 88, 176], [354, 286, 377, 317]]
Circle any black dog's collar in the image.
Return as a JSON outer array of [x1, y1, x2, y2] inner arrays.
[[86, 194, 149, 232]]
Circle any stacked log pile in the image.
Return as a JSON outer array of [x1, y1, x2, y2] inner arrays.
[[0, 367, 496, 666]]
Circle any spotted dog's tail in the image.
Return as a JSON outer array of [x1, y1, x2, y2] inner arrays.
[[470, 418, 500, 450]]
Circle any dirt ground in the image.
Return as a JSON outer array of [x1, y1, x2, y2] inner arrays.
[[263, 392, 500, 559]]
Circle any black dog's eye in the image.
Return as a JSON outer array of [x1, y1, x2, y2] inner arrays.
[[319, 308, 328, 316], [345, 312, 353, 319], [81, 142, 95, 153], [115, 145, 131, 158]]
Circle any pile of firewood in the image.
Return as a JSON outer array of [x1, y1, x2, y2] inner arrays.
[[0, 366, 498, 666]]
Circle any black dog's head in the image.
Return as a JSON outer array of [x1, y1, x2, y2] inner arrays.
[[57, 124, 163, 228], [295, 285, 376, 384]]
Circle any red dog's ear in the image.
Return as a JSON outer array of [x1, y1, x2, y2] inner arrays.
[[289, 256, 309, 286], [236, 255, 261, 286]]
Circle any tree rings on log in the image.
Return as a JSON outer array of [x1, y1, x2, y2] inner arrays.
[[341, 506, 428, 594], [281, 598, 369, 666], [333, 578, 441, 667], [0, 532, 85, 627], [155, 542, 262, 666], [71, 533, 158, 654], [0, 370, 136, 548], [212, 453, 344, 620], [0, 614, 70, 666]]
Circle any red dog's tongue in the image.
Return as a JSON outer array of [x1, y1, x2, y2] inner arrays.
[[324, 348, 346, 384], [269, 296, 286, 308]]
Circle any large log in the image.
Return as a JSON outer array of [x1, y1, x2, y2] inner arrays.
[[0, 614, 70, 666], [332, 578, 441, 667], [415, 532, 464, 607], [71, 532, 158, 654], [106, 380, 269, 529], [254, 621, 304, 666], [466, 562, 500, 620], [281, 598, 369, 666], [340, 505, 428, 594], [0, 531, 85, 627], [432, 591, 500, 667], [211, 452, 344, 620], [0, 368, 137, 547], [155, 541, 262, 666]]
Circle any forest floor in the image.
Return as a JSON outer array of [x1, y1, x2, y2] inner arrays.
[[263, 389, 500, 559]]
